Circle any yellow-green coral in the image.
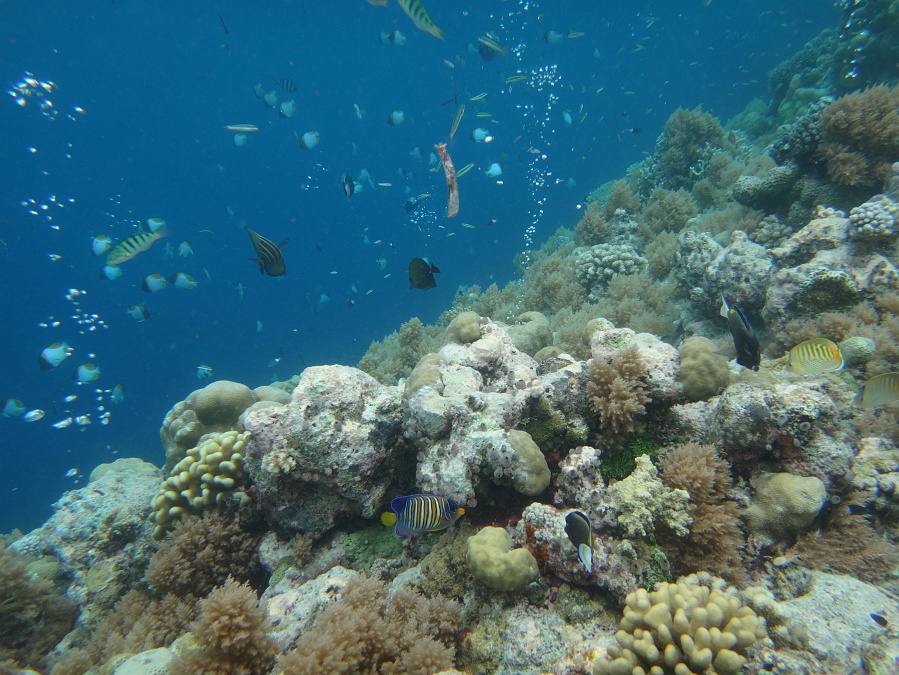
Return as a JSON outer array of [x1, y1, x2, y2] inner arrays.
[[593, 580, 767, 675], [608, 455, 692, 538], [466, 526, 539, 592], [743, 472, 826, 541], [150, 430, 251, 540]]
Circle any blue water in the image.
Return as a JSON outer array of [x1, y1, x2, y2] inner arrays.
[[0, 1, 839, 534]]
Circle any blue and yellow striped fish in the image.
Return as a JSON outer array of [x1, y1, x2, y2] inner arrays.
[[380, 494, 464, 537]]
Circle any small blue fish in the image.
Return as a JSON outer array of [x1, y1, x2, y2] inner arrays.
[[196, 365, 213, 379], [380, 494, 464, 537]]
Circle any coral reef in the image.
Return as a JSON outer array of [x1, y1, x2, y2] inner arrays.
[[146, 513, 259, 600], [743, 472, 827, 541], [678, 337, 731, 402], [169, 578, 276, 675], [0, 542, 76, 670], [358, 316, 444, 386], [819, 84, 899, 187], [466, 526, 539, 592], [244, 365, 404, 535], [149, 430, 251, 538], [12, 459, 159, 621], [593, 579, 767, 675], [275, 575, 461, 673], [607, 455, 692, 539]]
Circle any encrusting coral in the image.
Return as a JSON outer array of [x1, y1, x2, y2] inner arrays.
[[677, 337, 731, 402], [275, 575, 461, 674], [169, 578, 276, 675], [593, 579, 767, 675], [607, 455, 692, 539], [743, 473, 827, 541]]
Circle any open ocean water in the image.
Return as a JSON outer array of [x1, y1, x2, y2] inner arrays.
[[0, 1, 838, 535]]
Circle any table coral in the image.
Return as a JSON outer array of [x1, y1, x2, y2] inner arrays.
[[607, 455, 692, 539], [593, 579, 767, 675]]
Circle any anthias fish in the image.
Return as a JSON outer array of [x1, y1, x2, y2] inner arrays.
[[380, 494, 464, 537], [107, 226, 168, 266], [246, 227, 287, 277], [396, 0, 444, 40], [720, 295, 760, 371]]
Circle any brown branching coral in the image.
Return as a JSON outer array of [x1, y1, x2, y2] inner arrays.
[[49, 589, 198, 673], [819, 84, 899, 187], [656, 444, 748, 586], [146, 512, 259, 600], [586, 347, 650, 441], [275, 575, 461, 675], [788, 510, 899, 584], [0, 543, 76, 670], [170, 578, 276, 675]]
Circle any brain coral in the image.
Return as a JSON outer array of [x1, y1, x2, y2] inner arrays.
[[593, 580, 767, 675], [678, 337, 730, 402], [160, 380, 259, 472]]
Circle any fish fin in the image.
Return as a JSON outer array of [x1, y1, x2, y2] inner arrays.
[[578, 543, 593, 572], [719, 294, 729, 319], [250, 257, 264, 274], [394, 521, 414, 537], [380, 512, 397, 527], [389, 495, 411, 512], [153, 224, 169, 238]]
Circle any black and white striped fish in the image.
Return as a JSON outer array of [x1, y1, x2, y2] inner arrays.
[[380, 494, 464, 537], [273, 78, 296, 92], [246, 227, 287, 277]]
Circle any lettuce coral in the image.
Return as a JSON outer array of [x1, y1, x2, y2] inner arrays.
[[607, 455, 692, 539]]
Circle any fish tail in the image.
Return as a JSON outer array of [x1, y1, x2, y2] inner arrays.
[[153, 223, 169, 239]]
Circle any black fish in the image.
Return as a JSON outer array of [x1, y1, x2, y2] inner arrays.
[[341, 173, 355, 198], [246, 227, 286, 277], [564, 510, 593, 572], [720, 295, 760, 371], [408, 257, 440, 290], [273, 78, 296, 92], [870, 613, 889, 627]]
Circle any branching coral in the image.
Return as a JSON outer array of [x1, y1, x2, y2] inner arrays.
[[146, 513, 259, 600], [656, 444, 747, 585], [0, 543, 76, 670], [49, 589, 198, 672], [275, 575, 461, 674], [358, 317, 444, 385], [574, 201, 610, 246], [150, 430, 251, 539], [640, 187, 699, 236], [170, 578, 276, 675], [818, 84, 899, 187], [586, 346, 650, 439], [593, 580, 767, 675], [607, 455, 692, 539], [654, 106, 727, 190]]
